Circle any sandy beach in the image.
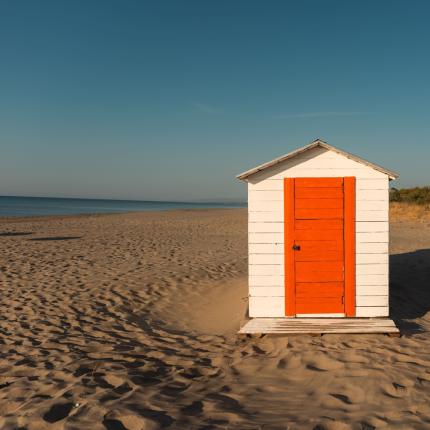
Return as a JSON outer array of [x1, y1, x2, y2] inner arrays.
[[1, 208, 430, 429]]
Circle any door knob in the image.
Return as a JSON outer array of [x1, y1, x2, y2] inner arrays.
[[292, 244, 300, 251]]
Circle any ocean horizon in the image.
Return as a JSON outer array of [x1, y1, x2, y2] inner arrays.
[[0, 196, 246, 217]]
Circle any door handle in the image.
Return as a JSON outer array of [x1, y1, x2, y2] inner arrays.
[[292, 244, 300, 251]]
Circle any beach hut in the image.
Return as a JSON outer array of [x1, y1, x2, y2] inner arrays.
[[237, 139, 400, 335]]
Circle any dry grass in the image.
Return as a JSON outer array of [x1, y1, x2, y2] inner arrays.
[[390, 201, 430, 222]]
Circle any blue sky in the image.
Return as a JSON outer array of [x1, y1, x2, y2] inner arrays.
[[0, 0, 429, 201]]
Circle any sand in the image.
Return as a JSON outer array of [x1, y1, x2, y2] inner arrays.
[[1, 209, 430, 430]]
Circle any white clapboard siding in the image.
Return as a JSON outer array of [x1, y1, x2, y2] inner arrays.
[[249, 297, 285, 317], [249, 254, 284, 265], [357, 274, 388, 285], [356, 285, 388, 295], [248, 222, 284, 233], [357, 242, 388, 254], [356, 306, 389, 317], [356, 179, 388, 190], [356, 296, 388, 307], [356, 264, 388, 275], [249, 243, 284, 254], [356, 222, 389, 233], [249, 275, 284, 287], [357, 200, 388, 211], [356, 253, 388, 265], [356, 189, 388, 201], [248, 190, 283, 201], [248, 200, 283, 212], [249, 232, 284, 244], [249, 286, 284, 297], [248, 212, 284, 222], [356, 232, 389, 243], [248, 180, 284, 191], [356, 211, 388, 221], [249, 264, 284, 276]]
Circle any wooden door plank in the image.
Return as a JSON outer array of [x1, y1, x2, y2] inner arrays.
[[295, 187, 344, 199], [295, 198, 344, 209], [344, 176, 356, 317], [295, 229, 343, 241], [284, 178, 295, 316], [295, 208, 344, 219], [295, 219, 343, 230], [295, 178, 343, 187]]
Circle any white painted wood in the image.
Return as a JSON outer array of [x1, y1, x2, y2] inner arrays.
[[356, 264, 389, 275], [248, 180, 284, 191], [356, 253, 389, 264], [357, 242, 388, 254], [248, 222, 284, 233], [249, 297, 285, 317], [248, 190, 283, 201], [249, 286, 284, 297], [357, 200, 388, 211], [249, 264, 284, 276], [356, 222, 389, 233], [249, 275, 284, 287], [248, 200, 283, 212], [356, 189, 388, 201], [356, 296, 388, 306], [357, 274, 388, 285], [239, 317, 399, 334], [249, 254, 284, 265], [249, 243, 284, 254], [356, 306, 389, 317], [356, 232, 389, 243], [356, 178, 388, 190], [248, 212, 284, 222], [356, 285, 388, 295], [249, 232, 284, 244], [356, 210, 388, 221]]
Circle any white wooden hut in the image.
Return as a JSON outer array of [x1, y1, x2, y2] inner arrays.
[[237, 139, 400, 335]]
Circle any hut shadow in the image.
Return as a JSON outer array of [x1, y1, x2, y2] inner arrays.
[[29, 236, 82, 241], [390, 249, 430, 334]]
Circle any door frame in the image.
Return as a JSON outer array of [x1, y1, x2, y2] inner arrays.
[[284, 177, 356, 317]]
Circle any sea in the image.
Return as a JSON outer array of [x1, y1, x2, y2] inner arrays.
[[0, 196, 245, 217]]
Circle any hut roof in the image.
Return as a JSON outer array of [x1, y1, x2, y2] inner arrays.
[[236, 139, 399, 181]]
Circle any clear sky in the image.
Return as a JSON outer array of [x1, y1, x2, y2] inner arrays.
[[1, 0, 429, 201]]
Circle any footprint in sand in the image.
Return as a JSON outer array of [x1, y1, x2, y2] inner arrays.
[[382, 382, 408, 398], [43, 402, 75, 423], [306, 355, 344, 371]]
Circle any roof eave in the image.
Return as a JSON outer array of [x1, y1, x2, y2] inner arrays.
[[236, 139, 399, 181]]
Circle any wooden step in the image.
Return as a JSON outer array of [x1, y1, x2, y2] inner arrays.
[[239, 317, 400, 335]]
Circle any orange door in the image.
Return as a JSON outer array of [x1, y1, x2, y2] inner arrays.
[[284, 177, 355, 316]]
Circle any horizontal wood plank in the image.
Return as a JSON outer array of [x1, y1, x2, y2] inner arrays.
[[248, 254, 284, 265], [249, 297, 285, 317], [249, 286, 284, 297], [295, 187, 344, 199], [295, 219, 343, 230], [355, 306, 389, 317], [295, 208, 344, 219], [249, 264, 285, 276], [295, 198, 343, 209], [356, 295, 388, 306], [295, 177, 343, 187]]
